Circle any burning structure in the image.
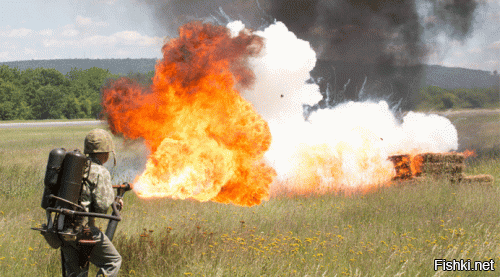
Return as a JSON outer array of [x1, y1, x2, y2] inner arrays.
[[389, 152, 494, 186]]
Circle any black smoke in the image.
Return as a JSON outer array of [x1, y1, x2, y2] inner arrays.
[[136, 0, 481, 110], [427, 0, 478, 39], [267, 0, 480, 109]]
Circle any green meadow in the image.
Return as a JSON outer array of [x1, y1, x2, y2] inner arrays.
[[0, 110, 499, 276]]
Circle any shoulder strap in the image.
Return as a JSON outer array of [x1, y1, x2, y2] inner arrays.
[[81, 158, 94, 192]]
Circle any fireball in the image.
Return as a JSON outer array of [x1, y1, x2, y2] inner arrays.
[[102, 22, 275, 206]]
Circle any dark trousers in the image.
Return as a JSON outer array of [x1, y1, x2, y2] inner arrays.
[[61, 227, 121, 277]]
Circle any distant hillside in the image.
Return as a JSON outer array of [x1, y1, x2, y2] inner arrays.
[[422, 65, 498, 89], [1, 58, 498, 90], [0, 58, 157, 76]]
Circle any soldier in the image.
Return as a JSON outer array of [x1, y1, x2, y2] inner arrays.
[[60, 128, 122, 277]]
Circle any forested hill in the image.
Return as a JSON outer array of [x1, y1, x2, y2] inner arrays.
[[423, 65, 498, 89], [0, 58, 157, 76], [0, 58, 497, 120], [0, 58, 498, 90]]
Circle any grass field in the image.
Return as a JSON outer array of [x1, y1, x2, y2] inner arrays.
[[0, 110, 499, 276], [438, 110, 500, 156], [0, 118, 99, 124]]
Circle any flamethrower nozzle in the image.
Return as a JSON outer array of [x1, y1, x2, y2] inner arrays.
[[112, 182, 133, 192]]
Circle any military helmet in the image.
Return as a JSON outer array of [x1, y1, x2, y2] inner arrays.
[[84, 129, 115, 154]]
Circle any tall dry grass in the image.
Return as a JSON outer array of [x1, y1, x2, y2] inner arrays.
[[0, 113, 498, 276]]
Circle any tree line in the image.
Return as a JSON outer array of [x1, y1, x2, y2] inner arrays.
[[0, 64, 498, 120], [417, 85, 499, 111], [0, 65, 154, 120]]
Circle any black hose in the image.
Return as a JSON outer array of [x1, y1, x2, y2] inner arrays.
[[46, 207, 121, 221], [105, 202, 121, 241]]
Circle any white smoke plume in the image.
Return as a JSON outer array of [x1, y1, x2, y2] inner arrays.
[[229, 21, 458, 193]]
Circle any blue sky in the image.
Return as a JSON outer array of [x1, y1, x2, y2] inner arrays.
[[0, 0, 164, 61], [0, 0, 498, 72]]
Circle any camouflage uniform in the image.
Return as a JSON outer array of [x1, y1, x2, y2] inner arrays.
[[60, 129, 122, 277], [80, 156, 115, 215]]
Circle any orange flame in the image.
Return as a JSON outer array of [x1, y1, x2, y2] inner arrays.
[[102, 22, 275, 206], [389, 154, 423, 180], [390, 150, 475, 181], [462, 149, 477, 159], [411, 154, 424, 176], [388, 155, 413, 180], [271, 127, 396, 196]]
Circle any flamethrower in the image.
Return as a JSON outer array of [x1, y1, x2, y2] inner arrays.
[[105, 182, 133, 241], [32, 148, 133, 249]]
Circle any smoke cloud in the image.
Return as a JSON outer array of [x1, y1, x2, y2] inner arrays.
[[266, 0, 480, 109], [425, 0, 479, 39], [135, 0, 482, 109], [233, 20, 458, 193]]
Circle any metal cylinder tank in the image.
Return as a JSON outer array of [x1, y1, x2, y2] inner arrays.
[[41, 148, 67, 209], [56, 150, 88, 209]]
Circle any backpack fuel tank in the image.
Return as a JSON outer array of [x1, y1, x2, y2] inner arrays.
[[41, 148, 88, 209], [41, 148, 66, 209], [56, 150, 88, 209]]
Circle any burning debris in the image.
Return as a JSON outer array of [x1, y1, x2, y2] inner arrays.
[[388, 154, 419, 180], [389, 152, 494, 186]]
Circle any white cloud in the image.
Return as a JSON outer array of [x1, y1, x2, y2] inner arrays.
[[115, 49, 132, 56], [76, 15, 109, 28], [23, 48, 36, 55], [94, 0, 118, 4], [39, 29, 53, 36], [82, 35, 116, 46], [42, 30, 162, 49], [76, 15, 93, 26], [1, 41, 17, 50], [42, 39, 77, 48], [8, 28, 33, 37], [42, 39, 62, 47], [485, 60, 499, 66], [115, 31, 143, 44], [61, 29, 80, 37], [113, 31, 163, 47], [0, 51, 9, 60]]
